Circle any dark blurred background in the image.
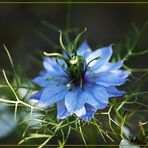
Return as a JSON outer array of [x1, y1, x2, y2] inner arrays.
[[0, 1, 148, 74], [0, 0, 148, 146]]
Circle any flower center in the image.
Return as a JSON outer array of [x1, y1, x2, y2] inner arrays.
[[67, 55, 86, 88]]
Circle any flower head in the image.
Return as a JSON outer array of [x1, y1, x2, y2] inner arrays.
[[31, 32, 129, 121]]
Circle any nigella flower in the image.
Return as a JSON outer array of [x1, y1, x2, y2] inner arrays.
[[31, 31, 129, 121]]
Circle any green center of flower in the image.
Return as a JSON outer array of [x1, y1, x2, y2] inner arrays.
[[67, 55, 85, 87], [44, 28, 91, 89]]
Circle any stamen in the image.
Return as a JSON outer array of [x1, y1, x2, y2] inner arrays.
[[66, 79, 74, 88], [59, 30, 67, 52], [56, 81, 61, 87], [47, 77, 54, 81], [73, 27, 87, 55], [44, 52, 66, 60], [59, 30, 71, 58], [66, 83, 71, 87]]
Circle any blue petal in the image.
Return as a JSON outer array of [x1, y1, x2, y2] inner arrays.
[[74, 106, 86, 117], [80, 104, 96, 121], [86, 45, 113, 70], [43, 57, 66, 75], [37, 84, 68, 107], [95, 102, 108, 109], [86, 83, 109, 104], [33, 76, 50, 87], [30, 90, 43, 101], [40, 71, 63, 78], [108, 60, 124, 70], [43, 57, 57, 71], [77, 42, 92, 59], [66, 83, 108, 110], [33, 72, 68, 87], [106, 86, 126, 97], [87, 70, 129, 87], [57, 100, 70, 119], [94, 60, 123, 73], [80, 90, 99, 108], [65, 88, 87, 112]]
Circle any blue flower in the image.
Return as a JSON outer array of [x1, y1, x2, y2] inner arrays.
[[31, 42, 129, 121]]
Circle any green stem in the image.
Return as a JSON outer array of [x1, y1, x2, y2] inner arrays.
[[131, 49, 148, 56], [0, 84, 36, 90], [124, 21, 148, 59]]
